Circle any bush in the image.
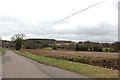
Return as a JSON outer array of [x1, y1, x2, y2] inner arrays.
[[52, 47, 57, 50]]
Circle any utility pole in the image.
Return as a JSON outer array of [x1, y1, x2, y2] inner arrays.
[[0, 37, 2, 49]]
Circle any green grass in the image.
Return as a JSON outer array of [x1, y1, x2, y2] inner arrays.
[[13, 50, 118, 78], [102, 48, 111, 52], [0, 50, 5, 56], [0, 51, 2, 56], [43, 47, 53, 50]]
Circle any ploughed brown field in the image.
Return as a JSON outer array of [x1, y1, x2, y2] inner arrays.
[[21, 49, 118, 58]]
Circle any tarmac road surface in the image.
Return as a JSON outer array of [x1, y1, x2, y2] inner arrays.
[[2, 50, 90, 78]]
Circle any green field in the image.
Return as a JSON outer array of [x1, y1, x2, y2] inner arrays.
[[43, 47, 53, 50], [13, 50, 118, 78]]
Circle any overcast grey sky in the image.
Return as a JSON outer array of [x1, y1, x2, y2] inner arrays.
[[0, 0, 118, 42]]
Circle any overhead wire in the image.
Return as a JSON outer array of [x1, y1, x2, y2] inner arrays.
[[26, 0, 106, 38]]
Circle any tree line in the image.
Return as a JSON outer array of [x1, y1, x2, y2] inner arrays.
[[4, 34, 120, 52]]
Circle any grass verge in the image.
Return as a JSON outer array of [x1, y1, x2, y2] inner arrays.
[[13, 50, 118, 78], [0, 50, 5, 56]]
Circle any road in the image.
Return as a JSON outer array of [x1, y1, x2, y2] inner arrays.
[[2, 50, 89, 78]]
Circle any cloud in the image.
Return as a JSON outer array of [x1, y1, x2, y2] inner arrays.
[[112, 0, 119, 9], [25, 21, 117, 42], [0, 12, 117, 42], [0, 15, 117, 42], [0, 0, 118, 42]]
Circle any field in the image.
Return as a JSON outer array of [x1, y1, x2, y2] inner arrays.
[[14, 50, 118, 78], [43, 47, 53, 50], [21, 49, 119, 70], [22, 49, 118, 58]]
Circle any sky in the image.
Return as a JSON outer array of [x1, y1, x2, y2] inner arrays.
[[0, 0, 119, 42]]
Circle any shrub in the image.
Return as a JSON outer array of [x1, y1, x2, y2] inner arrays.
[[52, 47, 57, 50]]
